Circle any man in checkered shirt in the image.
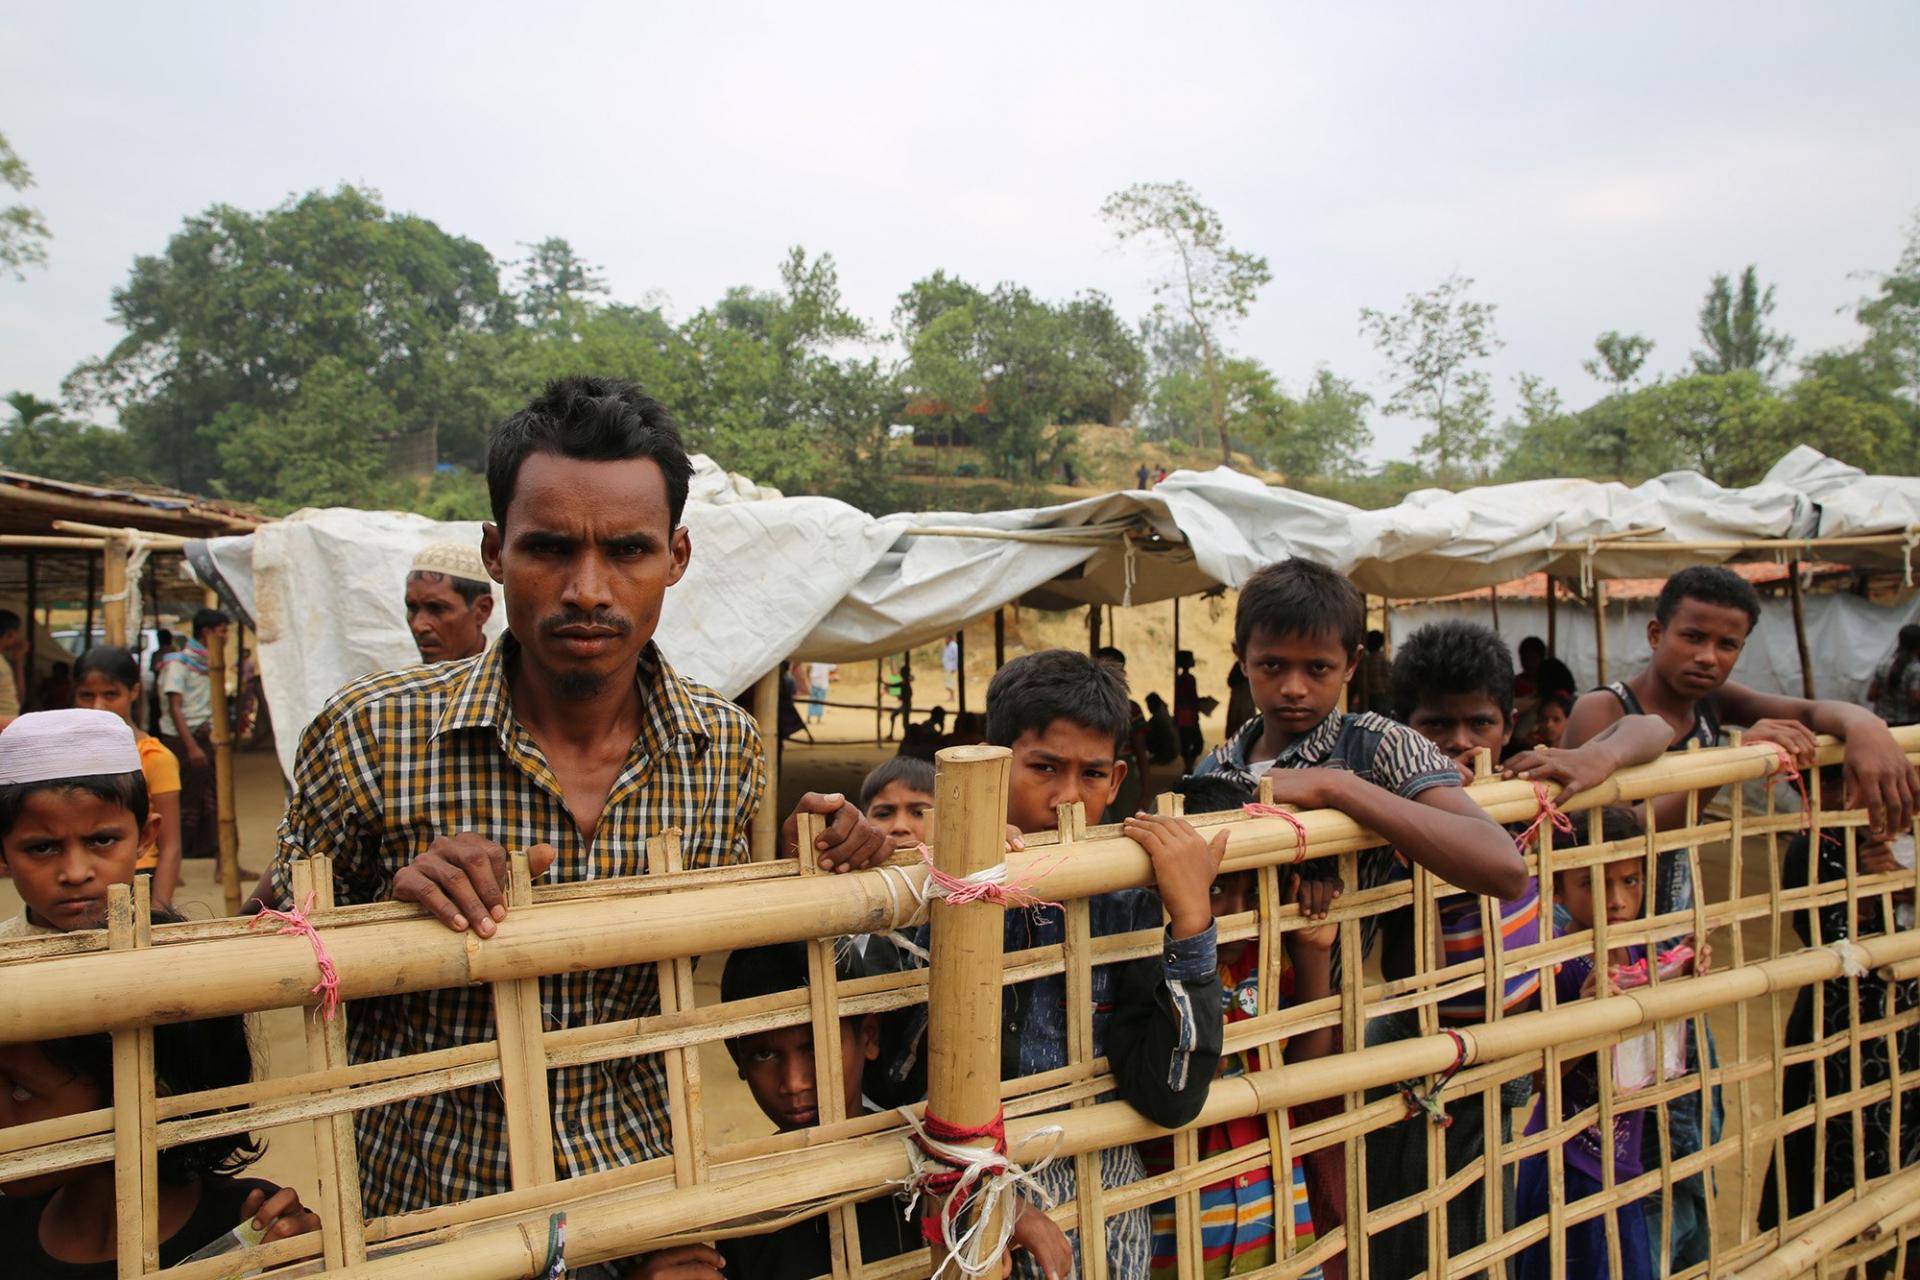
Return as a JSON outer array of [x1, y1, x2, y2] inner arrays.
[[263, 376, 892, 1218]]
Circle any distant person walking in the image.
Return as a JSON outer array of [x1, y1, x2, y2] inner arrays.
[[806, 661, 836, 725], [1869, 624, 1920, 727], [887, 659, 915, 739], [157, 607, 229, 859], [1174, 648, 1202, 772], [1136, 462, 1150, 490], [943, 635, 960, 697]]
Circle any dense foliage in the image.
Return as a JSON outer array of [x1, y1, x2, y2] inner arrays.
[[4, 176, 1915, 515]]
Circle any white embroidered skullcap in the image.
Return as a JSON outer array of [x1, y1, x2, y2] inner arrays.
[[0, 709, 142, 785], [409, 541, 490, 587]]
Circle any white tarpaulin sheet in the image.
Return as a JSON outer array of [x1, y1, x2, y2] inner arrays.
[[191, 447, 1913, 772]]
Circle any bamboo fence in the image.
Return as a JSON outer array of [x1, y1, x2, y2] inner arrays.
[[3, 731, 1919, 1278]]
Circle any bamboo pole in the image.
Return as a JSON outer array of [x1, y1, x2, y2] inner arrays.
[[1488, 582, 1499, 633], [5, 733, 1910, 1042], [1592, 579, 1608, 687], [204, 620, 242, 914], [994, 606, 1006, 671], [1733, 1162, 1920, 1280], [107, 880, 158, 1277], [957, 624, 968, 717], [1787, 558, 1816, 699], [925, 743, 1015, 1272], [750, 667, 781, 861], [292, 857, 368, 1266], [83, 552, 97, 660], [1087, 603, 1101, 655], [102, 534, 129, 648], [874, 662, 883, 747], [24, 550, 38, 708], [1545, 573, 1557, 658]]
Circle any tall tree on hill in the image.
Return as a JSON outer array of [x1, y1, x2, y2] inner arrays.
[[1582, 330, 1655, 478], [513, 236, 609, 328], [1102, 181, 1271, 466], [1692, 265, 1793, 379], [0, 132, 51, 281], [1359, 274, 1503, 479], [1, 391, 138, 483], [63, 185, 514, 496]]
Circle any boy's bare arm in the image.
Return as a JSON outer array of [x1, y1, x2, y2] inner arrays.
[[1502, 714, 1674, 802], [1718, 682, 1918, 833], [1265, 770, 1527, 899], [1282, 925, 1336, 1062], [1561, 688, 1627, 752]]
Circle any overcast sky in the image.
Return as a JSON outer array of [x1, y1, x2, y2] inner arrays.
[[3, 1, 1917, 464]]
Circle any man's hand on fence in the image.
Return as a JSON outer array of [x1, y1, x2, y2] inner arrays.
[[392, 834, 559, 936], [1123, 812, 1227, 940], [240, 1184, 322, 1242], [1859, 835, 1902, 876], [1288, 869, 1342, 922], [624, 1245, 726, 1279], [1840, 722, 1919, 838], [1009, 1199, 1072, 1279], [785, 792, 891, 873]]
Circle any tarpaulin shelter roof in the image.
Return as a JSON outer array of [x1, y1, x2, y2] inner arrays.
[[187, 448, 1918, 775]]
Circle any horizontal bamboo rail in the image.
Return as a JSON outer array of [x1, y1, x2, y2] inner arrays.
[[1, 730, 1916, 1278]]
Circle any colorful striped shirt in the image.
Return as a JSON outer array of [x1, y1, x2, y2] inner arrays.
[[1144, 947, 1322, 1278], [1435, 876, 1542, 1022]]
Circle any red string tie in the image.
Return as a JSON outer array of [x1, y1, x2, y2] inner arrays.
[[1767, 743, 1813, 831], [1242, 802, 1311, 862], [249, 890, 341, 1021], [1511, 782, 1575, 851], [1399, 1029, 1470, 1127], [916, 844, 1064, 915], [898, 1105, 1063, 1277]]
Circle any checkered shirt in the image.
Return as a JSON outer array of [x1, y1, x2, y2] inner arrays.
[[266, 635, 765, 1216]]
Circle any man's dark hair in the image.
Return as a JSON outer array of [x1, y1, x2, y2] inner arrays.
[[0, 608, 18, 636], [720, 941, 868, 1058], [859, 755, 936, 810], [1095, 646, 1127, 667], [156, 628, 173, 646], [1391, 620, 1516, 724], [0, 771, 149, 844], [1654, 565, 1761, 630], [1235, 558, 1365, 654], [408, 569, 491, 606], [486, 376, 694, 529], [1518, 636, 1546, 660], [1364, 629, 1385, 652], [985, 649, 1130, 754], [191, 608, 230, 640], [41, 909, 263, 1183], [1552, 803, 1642, 851], [1172, 773, 1256, 815]]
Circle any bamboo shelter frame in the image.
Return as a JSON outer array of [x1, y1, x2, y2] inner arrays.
[[3, 733, 1920, 1278]]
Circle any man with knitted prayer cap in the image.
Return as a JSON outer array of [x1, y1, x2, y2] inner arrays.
[[405, 540, 496, 664]]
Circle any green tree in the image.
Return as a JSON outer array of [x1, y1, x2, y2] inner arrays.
[[64, 185, 514, 496], [1102, 181, 1271, 465], [1359, 274, 1503, 478], [0, 132, 51, 280], [513, 236, 609, 328], [212, 357, 400, 512], [1057, 291, 1147, 427], [1581, 331, 1655, 478], [1, 392, 138, 481], [1692, 266, 1793, 378]]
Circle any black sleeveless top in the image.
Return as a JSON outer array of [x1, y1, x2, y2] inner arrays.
[[1605, 680, 1722, 751]]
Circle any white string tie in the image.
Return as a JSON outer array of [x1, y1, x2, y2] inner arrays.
[[1830, 940, 1869, 979], [893, 1109, 1065, 1279]]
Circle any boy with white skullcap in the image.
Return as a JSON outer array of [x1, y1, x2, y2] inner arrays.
[[0, 709, 156, 938]]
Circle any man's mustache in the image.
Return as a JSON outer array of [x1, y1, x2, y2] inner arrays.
[[539, 609, 633, 637]]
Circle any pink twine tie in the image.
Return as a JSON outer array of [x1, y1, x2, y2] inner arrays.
[[916, 844, 1064, 914], [1511, 782, 1575, 851], [1242, 802, 1310, 862], [249, 891, 342, 1020], [1767, 743, 1813, 831]]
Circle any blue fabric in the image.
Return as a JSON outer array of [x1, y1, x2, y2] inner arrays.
[[1514, 1156, 1654, 1280]]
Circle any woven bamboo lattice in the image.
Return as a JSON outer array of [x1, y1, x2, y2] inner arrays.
[[3, 730, 1919, 1279]]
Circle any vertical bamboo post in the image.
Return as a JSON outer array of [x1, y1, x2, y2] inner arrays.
[[1788, 559, 1816, 699], [1087, 604, 1102, 655], [750, 667, 781, 861], [957, 625, 968, 717], [1592, 581, 1609, 687], [108, 880, 158, 1277], [994, 605, 1006, 670], [1058, 799, 1109, 1279], [83, 551, 99, 651], [794, 810, 858, 1276], [648, 832, 711, 1188], [925, 743, 1015, 1272], [24, 550, 38, 708], [1545, 574, 1558, 658], [204, 619, 242, 914], [491, 851, 558, 1188], [874, 661, 883, 747], [290, 857, 367, 1267], [1488, 583, 1500, 634], [103, 535, 129, 648]]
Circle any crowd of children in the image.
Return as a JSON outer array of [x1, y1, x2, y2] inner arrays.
[[3, 557, 1915, 1277]]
